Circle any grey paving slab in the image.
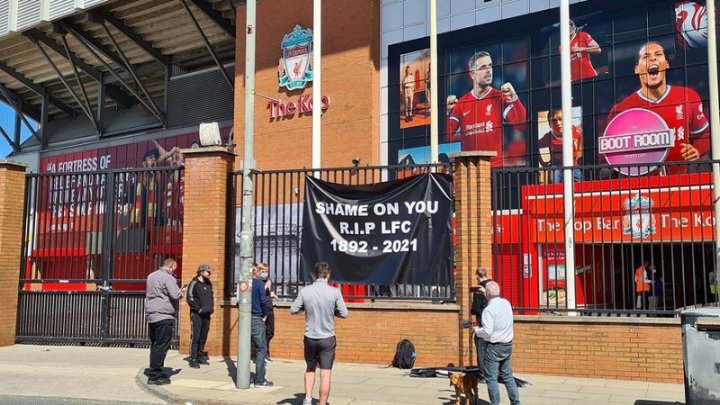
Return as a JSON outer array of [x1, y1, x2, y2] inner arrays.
[[526, 382, 583, 393], [523, 398, 573, 405], [563, 377, 608, 387], [542, 390, 612, 400], [580, 385, 649, 397], [0, 345, 164, 404], [605, 380, 653, 389], [0, 344, 689, 405]]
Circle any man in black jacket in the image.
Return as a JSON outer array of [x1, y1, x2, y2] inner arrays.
[[470, 266, 491, 377], [186, 264, 214, 368]]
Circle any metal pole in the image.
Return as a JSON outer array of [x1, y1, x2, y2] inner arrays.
[[560, 0, 577, 314], [237, 0, 256, 389], [429, 0, 438, 164], [706, 0, 720, 299], [312, 0, 322, 169]]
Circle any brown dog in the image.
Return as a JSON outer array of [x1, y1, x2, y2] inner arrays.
[[449, 372, 478, 405]]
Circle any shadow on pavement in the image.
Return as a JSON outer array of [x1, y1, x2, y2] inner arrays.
[[222, 355, 237, 381], [438, 395, 490, 405], [142, 367, 182, 378], [275, 393, 310, 404], [634, 401, 683, 405]]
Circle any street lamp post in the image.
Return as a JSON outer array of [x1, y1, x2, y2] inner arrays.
[[237, 0, 256, 389]]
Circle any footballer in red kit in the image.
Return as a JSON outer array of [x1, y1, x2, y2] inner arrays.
[[608, 42, 709, 173], [565, 20, 601, 81], [446, 51, 527, 168]]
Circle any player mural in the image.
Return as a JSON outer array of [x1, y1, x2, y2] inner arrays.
[[445, 50, 527, 168], [537, 107, 583, 184], [387, 0, 712, 179], [399, 49, 430, 129], [601, 41, 710, 176], [566, 19, 603, 81]]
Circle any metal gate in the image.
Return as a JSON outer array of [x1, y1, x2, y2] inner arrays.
[[17, 167, 184, 346], [490, 161, 718, 316], [228, 163, 453, 302]]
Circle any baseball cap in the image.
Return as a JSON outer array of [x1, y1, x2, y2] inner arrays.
[[197, 264, 212, 274]]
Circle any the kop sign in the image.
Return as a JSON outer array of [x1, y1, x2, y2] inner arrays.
[[268, 25, 330, 120]]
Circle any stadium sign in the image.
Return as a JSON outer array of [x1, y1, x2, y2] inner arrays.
[[599, 108, 675, 176]]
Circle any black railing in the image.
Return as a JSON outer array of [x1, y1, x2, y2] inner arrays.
[[492, 160, 719, 316], [16, 291, 179, 348], [228, 164, 453, 302], [18, 167, 184, 345]]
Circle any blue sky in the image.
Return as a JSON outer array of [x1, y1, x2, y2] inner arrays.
[[0, 102, 35, 158]]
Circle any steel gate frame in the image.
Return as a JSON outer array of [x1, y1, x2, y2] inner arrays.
[[17, 167, 184, 347]]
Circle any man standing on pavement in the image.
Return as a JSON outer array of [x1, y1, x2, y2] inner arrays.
[[186, 264, 214, 368], [473, 281, 520, 405], [145, 258, 186, 385], [470, 266, 491, 377], [251, 264, 273, 387], [290, 262, 349, 405]]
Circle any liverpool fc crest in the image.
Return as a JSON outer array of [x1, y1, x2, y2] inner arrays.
[[278, 25, 313, 90], [622, 193, 656, 239]]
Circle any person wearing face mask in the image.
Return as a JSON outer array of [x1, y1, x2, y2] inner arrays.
[[258, 263, 278, 362], [251, 263, 273, 386], [186, 264, 214, 369]]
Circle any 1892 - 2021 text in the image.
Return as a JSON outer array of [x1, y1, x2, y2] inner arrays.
[[329, 238, 418, 253]]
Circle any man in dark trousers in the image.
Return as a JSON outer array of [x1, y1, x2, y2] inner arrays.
[[145, 258, 185, 385], [251, 264, 272, 387], [290, 262, 349, 405], [186, 264, 214, 368], [470, 266, 491, 377]]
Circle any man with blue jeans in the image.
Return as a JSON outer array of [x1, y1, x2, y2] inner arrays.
[[251, 265, 272, 387], [473, 281, 520, 405]]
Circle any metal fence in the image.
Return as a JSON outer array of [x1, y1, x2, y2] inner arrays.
[[18, 167, 184, 346], [492, 160, 719, 316], [228, 163, 453, 302]]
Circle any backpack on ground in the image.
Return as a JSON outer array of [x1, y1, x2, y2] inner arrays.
[[392, 339, 416, 369]]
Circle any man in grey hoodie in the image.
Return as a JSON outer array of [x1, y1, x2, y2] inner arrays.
[[145, 258, 186, 385]]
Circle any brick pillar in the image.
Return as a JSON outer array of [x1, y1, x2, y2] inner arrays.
[[180, 146, 236, 356], [0, 161, 28, 346], [450, 151, 494, 366]]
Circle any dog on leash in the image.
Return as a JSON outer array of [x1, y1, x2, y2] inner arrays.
[[449, 372, 478, 405]]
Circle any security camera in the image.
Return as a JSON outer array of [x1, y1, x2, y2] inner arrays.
[[352, 157, 361, 166]]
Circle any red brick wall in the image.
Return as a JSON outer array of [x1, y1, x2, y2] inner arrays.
[[234, 0, 381, 173], [453, 152, 496, 365], [180, 147, 235, 356], [514, 317, 684, 383], [0, 162, 27, 346], [174, 149, 686, 383], [234, 302, 463, 368]]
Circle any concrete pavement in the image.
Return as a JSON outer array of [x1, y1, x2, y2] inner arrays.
[[0, 344, 163, 404], [0, 344, 685, 405]]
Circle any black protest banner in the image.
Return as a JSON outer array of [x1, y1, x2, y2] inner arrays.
[[300, 173, 452, 285]]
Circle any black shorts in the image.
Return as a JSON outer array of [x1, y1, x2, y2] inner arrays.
[[303, 336, 336, 370]]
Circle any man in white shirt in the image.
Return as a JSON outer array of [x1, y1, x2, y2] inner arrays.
[[472, 281, 520, 405]]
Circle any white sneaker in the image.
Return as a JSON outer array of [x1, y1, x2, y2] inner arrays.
[[302, 398, 313, 405]]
